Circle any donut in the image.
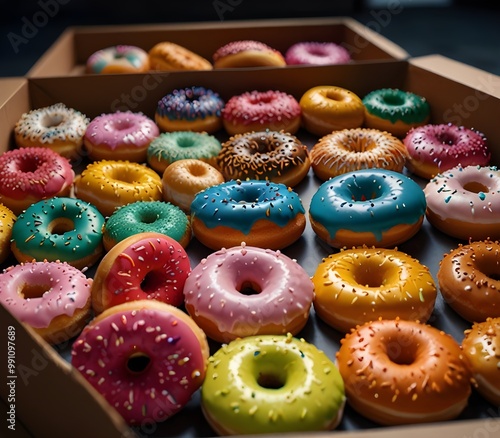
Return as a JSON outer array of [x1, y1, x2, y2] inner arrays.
[[462, 317, 500, 406], [309, 128, 408, 181], [161, 159, 224, 213], [285, 41, 351, 65], [0, 147, 75, 215], [0, 204, 15, 264], [102, 201, 191, 251], [183, 244, 314, 343], [190, 180, 306, 250], [0, 260, 92, 344], [71, 300, 209, 425], [148, 41, 212, 71], [14, 103, 89, 159], [86, 45, 150, 74], [147, 131, 222, 174], [84, 111, 159, 162], [437, 239, 500, 323], [404, 124, 490, 179], [221, 90, 301, 135], [10, 197, 105, 270], [299, 86, 364, 137], [201, 334, 345, 435], [309, 169, 426, 248], [216, 130, 310, 187], [73, 160, 163, 217], [92, 232, 190, 313], [312, 247, 437, 333], [212, 40, 286, 68], [363, 88, 430, 138], [336, 319, 473, 425], [155, 86, 224, 133], [424, 164, 500, 241]]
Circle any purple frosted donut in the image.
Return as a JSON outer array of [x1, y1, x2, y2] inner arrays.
[[285, 42, 351, 65]]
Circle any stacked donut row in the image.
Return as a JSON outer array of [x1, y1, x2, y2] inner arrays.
[[86, 39, 353, 74]]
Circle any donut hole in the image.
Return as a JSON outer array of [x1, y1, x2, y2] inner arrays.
[[111, 119, 134, 131], [382, 94, 405, 106], [141, 270, 165, 293], [127, 352, 151, 374], [353, 264, 388, 288], [19, 284, 51, 300], [309, 47, 328, 57], [231, 186, 263, 204], [435, 131, 457, 145], [325, 90, 345, 102], [47, 218, 75, 235], [138, 211, 160, 225], [386, 340, 417, 365], [41, 113, 64, 128], [188, 162, 209, 177], [257, 372, 285, 389], [463, 181, 489, 194], [176, 136, 197, 148], [237, 280, 262, 296], [475, 257, 500, 281], [19, 156, 40, 173]]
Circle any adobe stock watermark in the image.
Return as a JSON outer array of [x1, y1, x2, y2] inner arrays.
[[110, 73, 166, 113], [7, 0, 71, 54], [213, 0, 243, 21]]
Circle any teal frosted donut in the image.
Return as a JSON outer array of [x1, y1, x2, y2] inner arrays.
[[309, 169, 426, 248], [363, 88, 430, 137], [191, 180, 306, 250], [147, 131, 222, 174], [11, 197, 105, 269], [102, 200, 191, 251]]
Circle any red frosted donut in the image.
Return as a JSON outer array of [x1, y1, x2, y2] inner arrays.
[[285, 42, 351, 65], [213, 40, 286, 68], [91, 232, 191, 314], [71, 300, 209, 425], [0, 147, 74, 215], [222, 90, 301, 135], [404, 124, 490, 179]]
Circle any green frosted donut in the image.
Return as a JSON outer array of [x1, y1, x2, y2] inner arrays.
[[102, 201, 191, 251], [147, 131, 221, 174], [10, 197, 105, 269], [201, 334, 345, 435]]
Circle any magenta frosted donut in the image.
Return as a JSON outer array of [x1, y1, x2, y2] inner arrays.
[[0, 147, 75, 215], [0, 260, 92, 344], [84, 111, 159, 162], [222, 90, 301, 135], [285, 42, 351, 65], [404, 124, 490, 179], [183, 243, 314, 343], [213, 40, 286, 68]]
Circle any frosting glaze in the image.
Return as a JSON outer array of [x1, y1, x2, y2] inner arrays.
[[0, 260, 91, 329], [11, 197, 105, 269], [285, 41, 351, 65], [201, 334, 345, 435], [309, 169, 426, 243], [424, 165, 500, 240], [183, 244, 314, 342], [71, 301, 209, 425], [191, 180, 305, 234]]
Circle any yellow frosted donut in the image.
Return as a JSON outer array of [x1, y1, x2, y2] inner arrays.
[[74, 160, 163, 217], [299, 86, 364, 136], [201, 334, 345, 435], [0, 203, 16, 264], [312, 247, 437, 332]]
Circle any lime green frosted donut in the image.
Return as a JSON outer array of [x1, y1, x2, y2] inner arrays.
[[10, 197, 105, 269], [201, 334, 345, 435], [147, 131, 221, 173], [102, 201, 191, 251]]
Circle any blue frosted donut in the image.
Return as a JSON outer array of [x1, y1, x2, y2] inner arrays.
[[155, 86, 224, 134], [190, 179, 306, 250], [309, 169, 426, 248]]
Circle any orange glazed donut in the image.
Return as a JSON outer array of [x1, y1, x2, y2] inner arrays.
[[312, 247, 437, 333], [336, 319, 473, 425], [212, 40, 286, 68], [437, 239, 500, 323], [462, 317, 500, 406], [300, 86, 364, 137], [309, 128, 408, 181], [148, 41, 212, 71], [73, 160, 163, 217], [162, 159, 224, 213]]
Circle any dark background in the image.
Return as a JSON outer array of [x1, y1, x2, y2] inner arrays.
[[0, 0, 499, 77]]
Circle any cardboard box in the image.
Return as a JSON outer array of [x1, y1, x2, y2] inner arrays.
[[26, 17, 409, 77], [1, 55, 500, 437]]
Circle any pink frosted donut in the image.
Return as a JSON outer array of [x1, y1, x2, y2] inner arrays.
[[84, 111, 159, 162], [71, 300, 209, 425], [183, 243, 314, 343], [404, 124, 490, 179], [0, 260, 92, 344], [222, 90, 301, 135], [285, 42, 351, 65], [213, 40, 286, 68], [0, 147, 75, 215]]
